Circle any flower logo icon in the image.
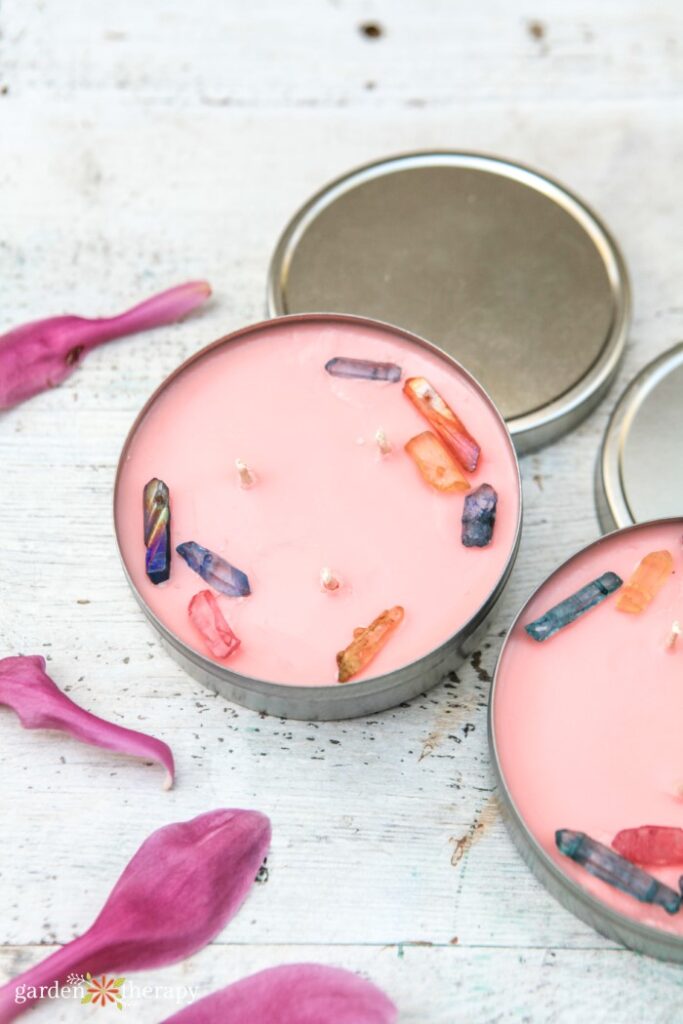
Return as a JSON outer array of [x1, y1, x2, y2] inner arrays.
[[81, 973, 125, 1010]]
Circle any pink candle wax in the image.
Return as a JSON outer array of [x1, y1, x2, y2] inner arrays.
[[493, 520, 683, 935], [115, 318, 520, 686]]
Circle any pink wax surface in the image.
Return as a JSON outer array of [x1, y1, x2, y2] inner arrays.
[[115, 318, 519, 686], [494, 520, 683, 935]]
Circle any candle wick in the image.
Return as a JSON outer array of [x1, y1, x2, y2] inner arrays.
[[375, 428, 392, 455], [235, 458, 256, 489], [321, 567, 341, 592], [666, 620, 681, 649]]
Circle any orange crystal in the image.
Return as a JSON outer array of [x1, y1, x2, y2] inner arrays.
[[403, 377, 481, 472], [336, 606, 405, 683], [616, 550, 674, 614], [405, 431, 470, 493]]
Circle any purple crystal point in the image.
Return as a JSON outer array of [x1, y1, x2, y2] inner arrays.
[[325, 356, 402, 383], [556, 829, 682, 914], [461, 483, 498, 547], [525, 571, 623, 642], [143, 478, 171, 584], [176, 541, 251, 597]]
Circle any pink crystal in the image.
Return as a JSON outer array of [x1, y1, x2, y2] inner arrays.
[[189, 590, 241, 658]]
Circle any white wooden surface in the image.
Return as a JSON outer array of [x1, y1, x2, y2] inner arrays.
[[2, 1, 683, 1020]]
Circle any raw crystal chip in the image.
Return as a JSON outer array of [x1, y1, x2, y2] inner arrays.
[[613, 826, 683, 866], [336, 606, 405, 683], [143, 478, 171, 585], [556, 829, 682, 914], [525, 572, 623, 642], [325, 357, 402, 382], [405, 431, 469, 492], [461, 484, 498, 547], [403, 377, 480, 472], [188, 590, 241, 659], [176, 541, 251, 597], [616, 550, 674, 614]]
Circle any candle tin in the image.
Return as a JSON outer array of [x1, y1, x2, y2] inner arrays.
[[596, 344, 683, 532], [489, 518, 683, 962], [114, 313, 522, 721], [267, 151, 631, 454]]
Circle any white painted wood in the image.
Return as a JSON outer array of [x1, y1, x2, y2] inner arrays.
[[2, 0, 683, 1019]]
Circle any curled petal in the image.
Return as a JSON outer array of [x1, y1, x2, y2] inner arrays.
[[0, 655, 174, 789], [161, 964, 397, 1024], [0, 809, 271, 1022], [0, 281, 211, 410]]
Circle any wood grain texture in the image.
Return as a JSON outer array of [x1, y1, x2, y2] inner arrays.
[[2, 0, 683, 1019]]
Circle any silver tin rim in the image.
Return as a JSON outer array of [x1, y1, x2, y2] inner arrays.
[[267, 151, 632, 455], [114, 312, 522, 720], [596, 343, 683, 533], [489, 517, 683, 961]]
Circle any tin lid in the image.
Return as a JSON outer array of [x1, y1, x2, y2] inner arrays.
[[597, 344, 683, 532], [268, 152, 631, 453]]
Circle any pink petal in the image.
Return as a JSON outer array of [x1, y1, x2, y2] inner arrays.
[[0, 655, 175, 789], [161, 964, 397, 1024], [0, 281, 211, 409], [0, 809, 271, 1023]]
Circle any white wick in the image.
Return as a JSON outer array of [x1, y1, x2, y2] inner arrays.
[[375, 428, 392, 455], [236, 458, 255, 489], [667, 620, 681, 649], [320, 567, 341, 592]]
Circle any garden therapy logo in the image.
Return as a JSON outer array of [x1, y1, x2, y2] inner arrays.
[[81, 973, 126, 1010]]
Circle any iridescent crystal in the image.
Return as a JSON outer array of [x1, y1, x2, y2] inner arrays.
[[325, 357, 402, 382], [461, 483, 498, 547], [404, 431, 469, 493], [176, 541, 251, 597], [525, 572, 623, 642], [188, 590, 241, 659], [616, 549, 674, 614], [143, 478, 171, 584], [613, 826, 683, 867], [403, 377, 480, 472], [336, 606, 404, 683], [556, 829, 682, 914]]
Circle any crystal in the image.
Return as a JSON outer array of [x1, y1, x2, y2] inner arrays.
[[188, 590, 241, 659], [375, 428, 392, 455], [320, 567, 341, 592], [403, 377, 480, 472], [143, 478, 171, 584], [337, 606, 404, 683], [616, 549, 674, 614], [556, 829, 682, 914], [404, 431, 469, 493], [613, 826, 683, 867], [462, 483, 498, 547], [176, 541, 251, 597], [325, 356, 402, 382], [525, 572, 623, 642]]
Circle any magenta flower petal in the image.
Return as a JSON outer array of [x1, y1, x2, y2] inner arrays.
[[161, 964, 397, 1024], [0, 280, 211, 409], [0, 809, 271, 1023], [0, 655, 175, 789]]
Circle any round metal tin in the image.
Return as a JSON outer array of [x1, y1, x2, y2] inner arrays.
[[597, 344, 683, 533], [114, 313, 522, 721], [489, 518, 683, 962], [268, 152, 631, 454]]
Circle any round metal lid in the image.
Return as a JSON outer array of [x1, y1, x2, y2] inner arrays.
[[268, 152, 631, 453], [597, 344, 683, 532]]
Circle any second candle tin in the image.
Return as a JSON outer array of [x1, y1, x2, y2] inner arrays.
[[114, 313, 522, 720]]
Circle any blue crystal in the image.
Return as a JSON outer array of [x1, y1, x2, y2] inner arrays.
[[525, 571, 623, 642], [461, 484, 497, 547], [556, 830, 682, 915], [143, 478, 171, 585], [325, 357, 402, 383], [176, 541, 250, 597]]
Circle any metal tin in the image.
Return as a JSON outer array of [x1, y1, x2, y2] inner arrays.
[[114, 313, 522, 721], [268, 152, 631, 454], [596, 344, 683, 533], [489, 518, 683, 962]]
